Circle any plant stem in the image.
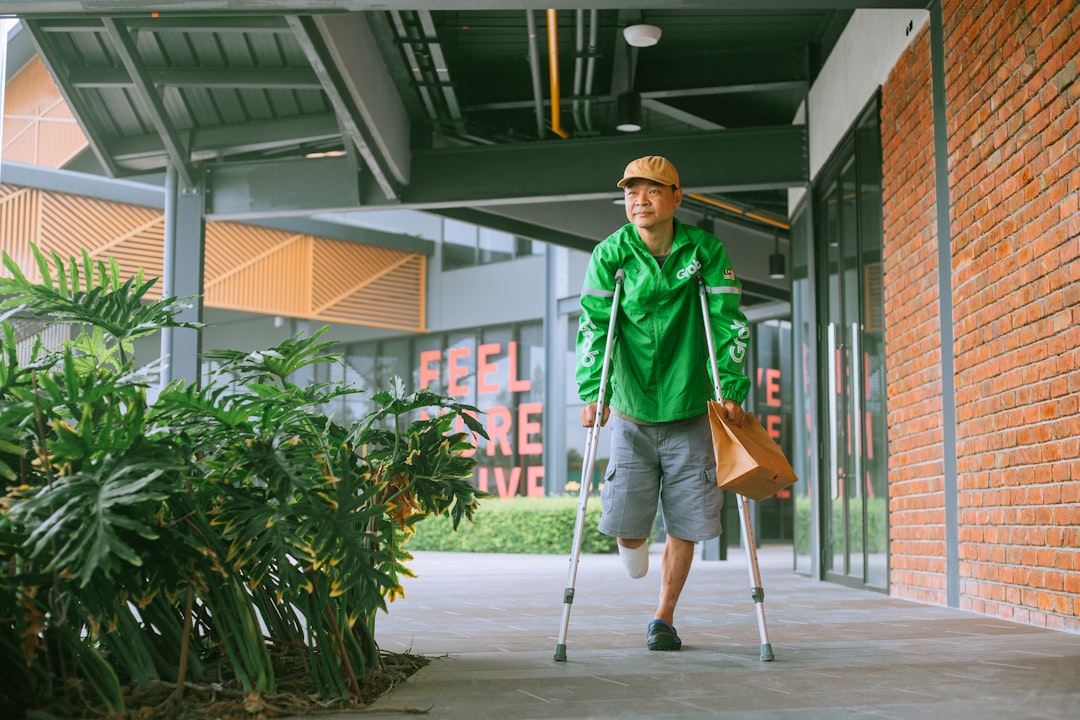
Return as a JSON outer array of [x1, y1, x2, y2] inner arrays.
[[172, 585, 195, 702]]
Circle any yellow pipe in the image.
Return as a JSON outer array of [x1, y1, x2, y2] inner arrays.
[[688, 192, 790, 231], [546, 9, 570, 138]]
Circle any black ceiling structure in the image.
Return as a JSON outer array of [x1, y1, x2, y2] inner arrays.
[[1, 1, 931, 305]]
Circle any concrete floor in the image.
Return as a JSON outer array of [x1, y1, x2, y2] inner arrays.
[[314, 544, 1080, 719]]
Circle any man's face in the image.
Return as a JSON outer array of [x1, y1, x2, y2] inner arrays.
[[623, 179, 683, 232]]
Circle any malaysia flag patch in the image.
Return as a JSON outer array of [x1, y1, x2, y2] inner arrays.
[[723, 268, 735, 280]]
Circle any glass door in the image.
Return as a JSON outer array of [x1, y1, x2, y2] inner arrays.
[[815, 100, 888, 590], [819, 153, 861, 582]]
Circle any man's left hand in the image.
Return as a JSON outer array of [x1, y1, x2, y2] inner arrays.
[[723, 399, 745, 427]]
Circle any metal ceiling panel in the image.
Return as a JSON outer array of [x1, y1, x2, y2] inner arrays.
[[4, 2, 873, 256]]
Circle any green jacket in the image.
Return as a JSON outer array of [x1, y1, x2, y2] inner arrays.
[[576, 219, 750, 423]]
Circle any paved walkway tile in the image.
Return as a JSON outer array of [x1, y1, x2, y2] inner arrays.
[[307, 545, 1080, 720]]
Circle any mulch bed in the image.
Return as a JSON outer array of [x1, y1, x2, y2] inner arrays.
[[18, 650, 432, 720]]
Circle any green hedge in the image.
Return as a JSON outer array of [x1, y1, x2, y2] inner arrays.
[[406, 496, 618, 554], [411, 495, 887, 557], [794, 495, 888, 555]]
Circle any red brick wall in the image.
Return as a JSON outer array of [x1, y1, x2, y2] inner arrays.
[[882, 0, 1080, 630], [881, 26, 948, 606]]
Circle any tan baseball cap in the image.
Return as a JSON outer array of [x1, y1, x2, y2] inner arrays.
[[616, 155, 680, 188]]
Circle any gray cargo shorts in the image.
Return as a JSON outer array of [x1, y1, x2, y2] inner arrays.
[[597, 413, 723, 542]]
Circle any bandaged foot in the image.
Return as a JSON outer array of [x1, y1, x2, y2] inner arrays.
[[618, 542, 649, 579]]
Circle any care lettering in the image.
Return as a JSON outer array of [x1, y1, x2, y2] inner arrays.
[[418, 342, 543, 499]]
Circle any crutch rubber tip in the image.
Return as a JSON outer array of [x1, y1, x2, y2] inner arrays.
[[760, 643, 774, 662], [554, 644, 568, 662]]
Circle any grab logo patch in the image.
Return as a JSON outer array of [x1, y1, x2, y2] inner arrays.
[[729, 318, 749, 364], [676, 258, 702, 280]]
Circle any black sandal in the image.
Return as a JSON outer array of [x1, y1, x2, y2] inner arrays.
[[646, 619, 682, 651]]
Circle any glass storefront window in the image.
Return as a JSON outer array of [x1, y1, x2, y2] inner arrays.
[[474, 326, 514, 496], [442, 218, 478, 270], [463, 324, 545, 499], [478, 227, 515, 264], [377, 338, 410, 391], [516, 323, 546, 496], [343, 344, 376, 424], [442, 331, 477, 406], [316, 322, 547, 499], [790, 202, 818, 577], [856, 106, 888, 589], [414, 334, 444, 394], [563, 313, 608, 497], [751, 320, 794, 543], [812, 95, 889, 591], [516, 235, 539, 257], [315, 352, 348, 422], [442, 218, 539, 270]]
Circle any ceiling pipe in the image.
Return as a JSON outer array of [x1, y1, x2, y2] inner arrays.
[[571, 9, 585, 134], [688, 192, 791, 231], [525, 11, 546, 138], [546, 9, 570, 138], [582, 9, 599, 133]]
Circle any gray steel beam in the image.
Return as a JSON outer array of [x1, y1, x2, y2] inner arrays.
[[929, 0, 960, 609], [111, 113, 342, 168], [205, 126, 808, 218], [0, 2, 933, 12], [205, 155, 362, 219], [256, 216, 434, 255], [20, 20, 122, 178], [740, 278, 790, 304], [431, 208, 597, 253], [646, 80, 808, 100], [286, 14, 404, 200], [642, 98, 724, 131], [743, 301, 791, 323], [312, 12, 411, 183], [435, 198, 621, 251], [0, 160, 166, 207], [160, 164, 206, 388], [0, 160, 434, 255], [466, 80, 807, 112], [68, 66, 322, 90], [400, 127, 808, 206], [102, 18, 197, 186], [122, 16, 293, 33], [4, 22, 35, 81], [29, 15, 291, 33]]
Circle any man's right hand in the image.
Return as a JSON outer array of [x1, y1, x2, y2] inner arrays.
[[580, 402, 610, 428]]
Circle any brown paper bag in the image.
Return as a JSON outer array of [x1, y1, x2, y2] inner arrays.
[[707, 401, 798, 501]]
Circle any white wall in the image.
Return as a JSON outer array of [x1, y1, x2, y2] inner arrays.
[[790, 8, 929, 211], [314, 208, 441, 241], [429, 253, 547, 332]]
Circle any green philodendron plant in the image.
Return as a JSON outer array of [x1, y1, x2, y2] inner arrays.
[[0, 245, 488, 715]]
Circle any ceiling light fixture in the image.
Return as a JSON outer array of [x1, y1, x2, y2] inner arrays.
[[304, 150, 346, 159], [623, 24, 662, 48], [615, 91, 642, 132], [769, 233, 786, 280]]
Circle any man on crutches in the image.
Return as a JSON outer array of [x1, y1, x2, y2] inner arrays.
[[571, 155, 750, 653]]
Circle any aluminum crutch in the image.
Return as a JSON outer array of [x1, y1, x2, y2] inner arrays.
[[554, 267, 625, 662], [697, 274, 775, 662]]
